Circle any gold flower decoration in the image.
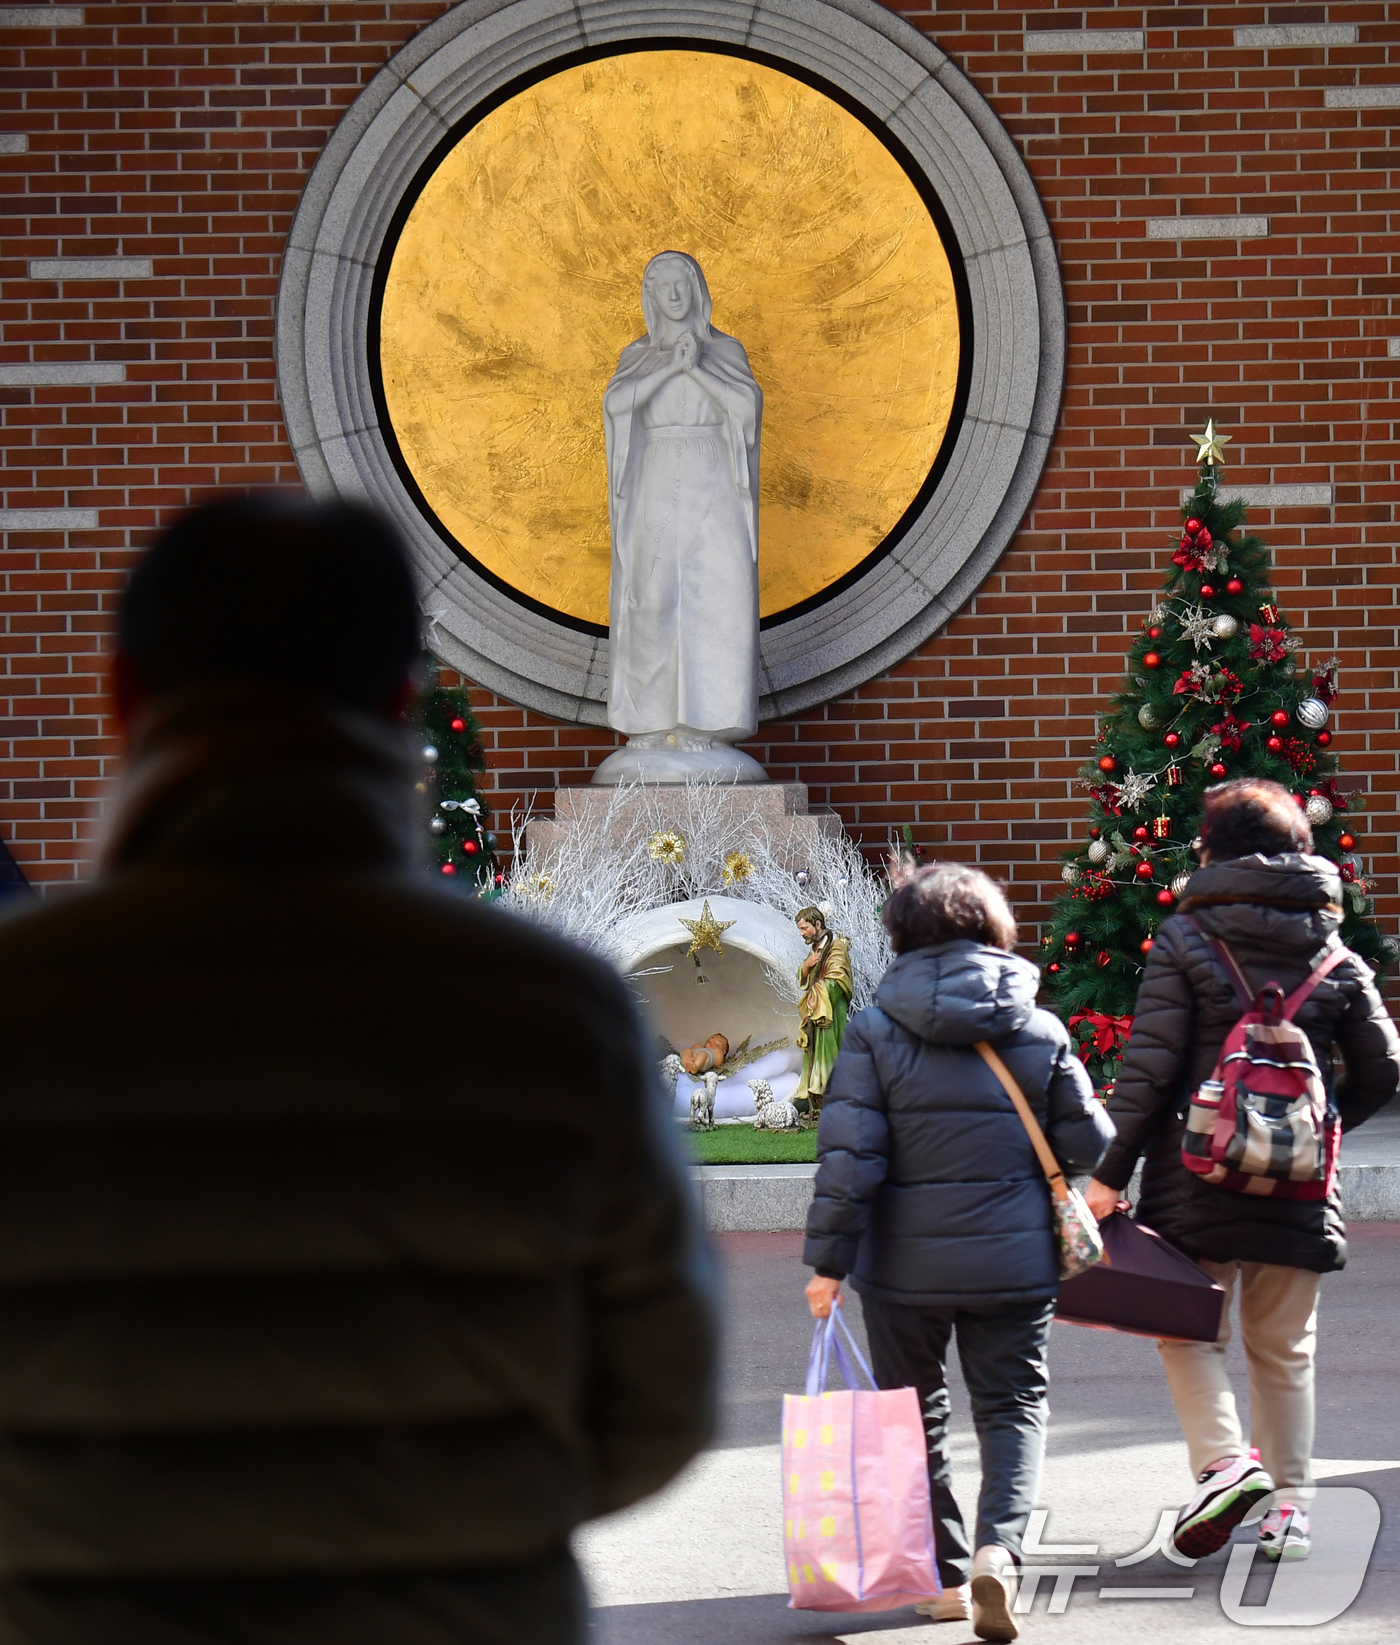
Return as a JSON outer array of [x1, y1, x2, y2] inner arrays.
[[722, 850, 754, 885], [648, 829, 686, 865], [525, 871, 554, 901]]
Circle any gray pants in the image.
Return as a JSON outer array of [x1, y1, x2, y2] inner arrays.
[[0, 1552, 586, 1645], [861, 1294, 1054, 1589]]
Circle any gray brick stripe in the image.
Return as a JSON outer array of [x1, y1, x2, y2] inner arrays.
[[0, 362, 127, 386], [1325, 87, 1400, 109], [28, 257, 153, 280], [1025, 29, 1144, 54], [1147, 216, 1270, 239], [1178, 485, 1333, 508], [0, 134, 27, 155], [0, 508, 99, 530], [0, 6, 84, 24], [1235, 25, 1357, 47]]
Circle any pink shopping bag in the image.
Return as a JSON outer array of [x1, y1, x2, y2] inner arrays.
[[782, 1309, 940, 1612]]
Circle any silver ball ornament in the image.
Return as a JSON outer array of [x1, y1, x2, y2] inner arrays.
[[1211, 613, 1239, 639], [1137, 704, 1161, 730], [1087, 839, 1109, 865], [1296, 698, 1329, 732], [429, 817, 446, 836], [1305, 794, 1333, 826], [421, 745, 439, 764], [795, 869, 810, 889], [1170, 871, 1193, 899], [1061, 864, 1081, 885]]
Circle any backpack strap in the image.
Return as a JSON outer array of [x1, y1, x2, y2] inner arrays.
[[1281, 944, 1349, 1019]]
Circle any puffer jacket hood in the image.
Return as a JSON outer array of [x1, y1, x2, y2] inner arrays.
[[874, 940, 1040, 1046], [1178, 851, 1342, 947]]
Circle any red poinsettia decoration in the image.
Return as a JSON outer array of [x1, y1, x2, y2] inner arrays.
[[1173, 518, 1212, 573], [1089, 783, 1123, 817], [1175, 663, 1243, 702], [1316, 778, 1349, 812], [1312, 660, 1340, 704], [1210, 712, 1251, 752], [1249, 624, 1288, 663]]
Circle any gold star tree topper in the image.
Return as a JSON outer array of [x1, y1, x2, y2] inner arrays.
[[679, 901, 736, 960], [1189, 419, 1231, 468]]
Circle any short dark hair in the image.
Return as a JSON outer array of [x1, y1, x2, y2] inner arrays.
[[882, 864, 1017, 955], [1199, 777, 1312, 862], [119, 494, 420, 713]]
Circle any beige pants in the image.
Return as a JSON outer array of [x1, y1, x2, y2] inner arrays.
[[1157, 1259, 1320, 1500]]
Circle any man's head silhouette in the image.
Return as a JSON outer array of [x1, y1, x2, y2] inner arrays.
[[116, 493, 420, 724]]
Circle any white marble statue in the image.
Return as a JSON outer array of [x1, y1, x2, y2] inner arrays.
[[594, 250, 766, 785]]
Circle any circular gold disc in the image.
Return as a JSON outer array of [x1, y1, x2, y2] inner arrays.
[[378, 48, 961, 627]]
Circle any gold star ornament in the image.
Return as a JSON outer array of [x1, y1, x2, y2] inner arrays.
[[1189, 419, 1231, 469], [679, 900, 736, 960]]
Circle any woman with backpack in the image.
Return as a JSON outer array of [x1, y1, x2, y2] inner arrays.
[[804, 865, 1114, 1641], [1084, 779, 1400, 1563]]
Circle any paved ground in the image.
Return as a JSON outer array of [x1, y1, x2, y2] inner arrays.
[[577, 1225, 1400, 1642]]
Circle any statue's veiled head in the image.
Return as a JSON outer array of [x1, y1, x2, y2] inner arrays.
[[641, 251, 713, 344]]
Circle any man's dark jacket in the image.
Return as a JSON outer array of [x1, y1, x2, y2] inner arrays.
[[0, 690, 717, 1585], [804, 941, 1114, 1306], [1096, 852, 1400, 1272]]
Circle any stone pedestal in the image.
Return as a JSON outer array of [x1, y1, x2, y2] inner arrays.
[[526, 780, 841, 864]]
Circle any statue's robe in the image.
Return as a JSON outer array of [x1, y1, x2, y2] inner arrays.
[[796, 934, 852, 1109], [603, 330, 761, 739]]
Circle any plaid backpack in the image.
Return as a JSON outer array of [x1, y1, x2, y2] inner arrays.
[[1179, 918, 1348, 1200]]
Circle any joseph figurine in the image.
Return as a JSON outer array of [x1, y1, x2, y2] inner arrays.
[[794, 906, 852, 1114]]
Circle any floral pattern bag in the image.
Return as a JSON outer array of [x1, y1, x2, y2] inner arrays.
[[974, 1041, 1104, 1280]]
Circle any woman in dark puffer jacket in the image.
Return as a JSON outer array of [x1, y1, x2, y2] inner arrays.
[[804, 866, 1113, 1642], [1085, 779, 1400, 1567]]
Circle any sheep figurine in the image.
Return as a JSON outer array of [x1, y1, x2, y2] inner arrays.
[[689, 1074, 718, 1130], [750, 1077, 801, 1132], [659, 1053, 684, 1098]]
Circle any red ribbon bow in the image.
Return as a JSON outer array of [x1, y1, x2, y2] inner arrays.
[[1066, 1010, 1135, 1063]]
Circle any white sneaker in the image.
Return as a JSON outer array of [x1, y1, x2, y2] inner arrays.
[[1172, 1454, 1275, 1558], [916, 1584, 971, 1622], [970, 1546, 1019, 1643], [1259, 1503, 1310, 1561]]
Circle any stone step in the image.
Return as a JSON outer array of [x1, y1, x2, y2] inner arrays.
[[696, 1162, 1400, 1233]]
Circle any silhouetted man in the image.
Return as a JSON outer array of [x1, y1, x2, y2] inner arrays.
[[0, 495, 716, 1644]]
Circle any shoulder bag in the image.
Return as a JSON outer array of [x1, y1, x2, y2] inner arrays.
[[974, 1040, 1104, 1280]]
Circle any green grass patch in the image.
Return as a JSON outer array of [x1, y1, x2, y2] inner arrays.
[[685, 1125, 819, 1165]]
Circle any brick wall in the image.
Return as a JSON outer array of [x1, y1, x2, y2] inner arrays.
[[2, 1, 1398, 948]]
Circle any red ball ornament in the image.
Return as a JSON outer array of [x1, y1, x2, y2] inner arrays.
[[1185, 518, 1202, 534], [1339, 833, 1356, 851], [1156, 888, 1175, 907], [1141, 937, 1155, 954], [1199, 584, 1216, 599], [1096, 950, 1112, 969], [1064, 931, 1081, 948], [463, 839, 479, 856], [1133, 825, 1150, 841], [1293, 793, 1306, 808], [1164, 732, 1180, 749], [1210, 762, 1227, 779], [1135, 861, 1155, 880], [450, 717, 467, 733], [1271, 710, 1289, 728], [1147, 626, 1162, 640], [1309, 788, 1321, 797], [1142, 652, 1162, 670], [1048, 962, 1061, 974], [440, 862, 457, 876], [1226, 578, 1244, 596], [494, 872, 504, 887], [1098, 755, 1117, 774], [1088, 827, 1100, 838], [1266, 735, 1283, 753], [1316, 730, 1332, 747]]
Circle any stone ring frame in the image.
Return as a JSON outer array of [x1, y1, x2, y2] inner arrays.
[[277, 0, 1064, 724]]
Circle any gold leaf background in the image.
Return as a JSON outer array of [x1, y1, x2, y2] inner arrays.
[[379, 49, 961, 626]]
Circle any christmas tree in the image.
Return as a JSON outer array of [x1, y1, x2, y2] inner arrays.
[[1042, 422, 1390, 1091], [413, 660, 498, 890]]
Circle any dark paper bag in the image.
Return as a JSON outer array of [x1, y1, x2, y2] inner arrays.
[[1055, 1212, 1225, 1343]]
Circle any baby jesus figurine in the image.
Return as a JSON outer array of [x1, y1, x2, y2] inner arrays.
[[794, 906, 852, 1116]]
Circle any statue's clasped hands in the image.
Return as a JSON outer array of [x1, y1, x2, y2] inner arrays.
[[674, 331, 699, 370]]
